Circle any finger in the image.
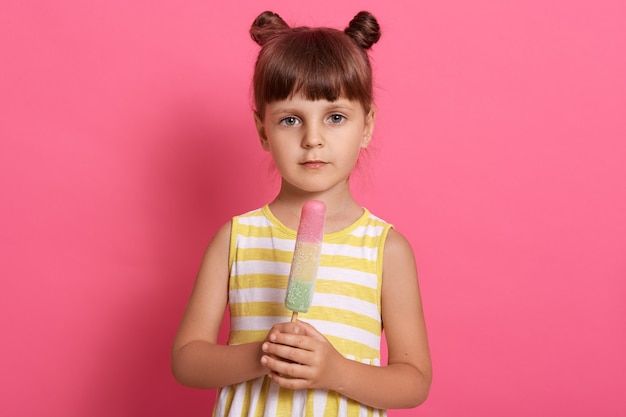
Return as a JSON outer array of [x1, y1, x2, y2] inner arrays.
[[268, 332, 313, 352], [267, 322, 304, 341], [263, 341, 307, 364], [279, 321, 305, 335], [261, 353, 307, 378], [293, 320, 326, 341], [268, 370, 308, 390]]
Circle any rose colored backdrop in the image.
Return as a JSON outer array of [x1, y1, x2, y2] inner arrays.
[[1, 0, 624, 416]]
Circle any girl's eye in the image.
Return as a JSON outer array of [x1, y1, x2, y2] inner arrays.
[[280, 116, 300, 126], [328, 114, 346, 124]]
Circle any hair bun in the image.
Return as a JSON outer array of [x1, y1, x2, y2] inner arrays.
[[250, 11, 290, 46], [344, 11, 381, 49]]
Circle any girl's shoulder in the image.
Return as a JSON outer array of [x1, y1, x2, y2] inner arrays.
[[233, 206, 266, 220], [231, 206, 274, 230], [361, 208, 393, 227], [350, 207, 394, 239]]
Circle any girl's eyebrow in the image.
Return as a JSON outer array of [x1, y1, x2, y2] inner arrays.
[[268, 106, 299, 117], [326, 103, 356, 112], [325, 98, 360, 109], [268, 99, 358, 115]]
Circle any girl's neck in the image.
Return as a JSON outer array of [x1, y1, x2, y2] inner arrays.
[[269, 188, 363, 233]]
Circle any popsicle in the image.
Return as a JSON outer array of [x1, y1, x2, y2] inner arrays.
[[284, 200, 326, 322]]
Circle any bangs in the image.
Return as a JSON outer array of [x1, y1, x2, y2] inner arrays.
[[254, 28, 372, 114]]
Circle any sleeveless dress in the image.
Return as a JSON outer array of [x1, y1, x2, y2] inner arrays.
[[213, 205, 392, 417]]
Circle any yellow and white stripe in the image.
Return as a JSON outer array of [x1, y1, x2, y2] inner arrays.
[[214, 205, 392, 417]]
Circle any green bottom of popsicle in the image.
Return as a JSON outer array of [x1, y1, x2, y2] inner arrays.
[[285, 280, 315, 313]]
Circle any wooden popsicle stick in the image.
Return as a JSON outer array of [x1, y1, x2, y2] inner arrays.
[[291, 311, 298, 323]]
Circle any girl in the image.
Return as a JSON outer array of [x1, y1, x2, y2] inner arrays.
[[172, 10, 432, 416]]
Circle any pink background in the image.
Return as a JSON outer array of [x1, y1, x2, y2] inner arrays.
[[1, 0, 625, 416]]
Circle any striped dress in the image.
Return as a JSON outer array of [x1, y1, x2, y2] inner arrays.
[[214, 205, 392, 417]]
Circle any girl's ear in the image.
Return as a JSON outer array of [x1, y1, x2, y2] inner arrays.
[[361, 107, 376, 148], [254, 112, 270, 151]]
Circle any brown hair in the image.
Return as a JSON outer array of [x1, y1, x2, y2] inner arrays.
[[250, 11, 381, 118]]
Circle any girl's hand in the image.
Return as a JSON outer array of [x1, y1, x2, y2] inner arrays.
[[260, 320, 344, 391]]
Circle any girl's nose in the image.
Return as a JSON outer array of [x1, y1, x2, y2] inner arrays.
[[302, 125, 324, 148]]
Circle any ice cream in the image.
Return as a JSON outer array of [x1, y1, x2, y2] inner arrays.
[[284, 200, 326, 322]]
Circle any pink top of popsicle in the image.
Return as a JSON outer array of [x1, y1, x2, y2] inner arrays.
[[296, 200, 326, 243]]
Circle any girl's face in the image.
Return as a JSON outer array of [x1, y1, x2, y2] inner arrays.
[[255, 95, 375, 195]]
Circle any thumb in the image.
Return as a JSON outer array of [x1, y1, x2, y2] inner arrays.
[[295, 320, 326, 341]]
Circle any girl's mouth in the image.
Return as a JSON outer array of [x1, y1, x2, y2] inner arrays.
[[301, 160, 327, 169]]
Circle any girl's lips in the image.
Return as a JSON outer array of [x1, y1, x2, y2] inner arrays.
[[301, 161, 327, 169], [300, 161, 326, 169]]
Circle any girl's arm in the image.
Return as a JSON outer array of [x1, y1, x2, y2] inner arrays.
[[366, 227, 432, 407], [261, 228, 432, 409], [171, 221, 268, 388]]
